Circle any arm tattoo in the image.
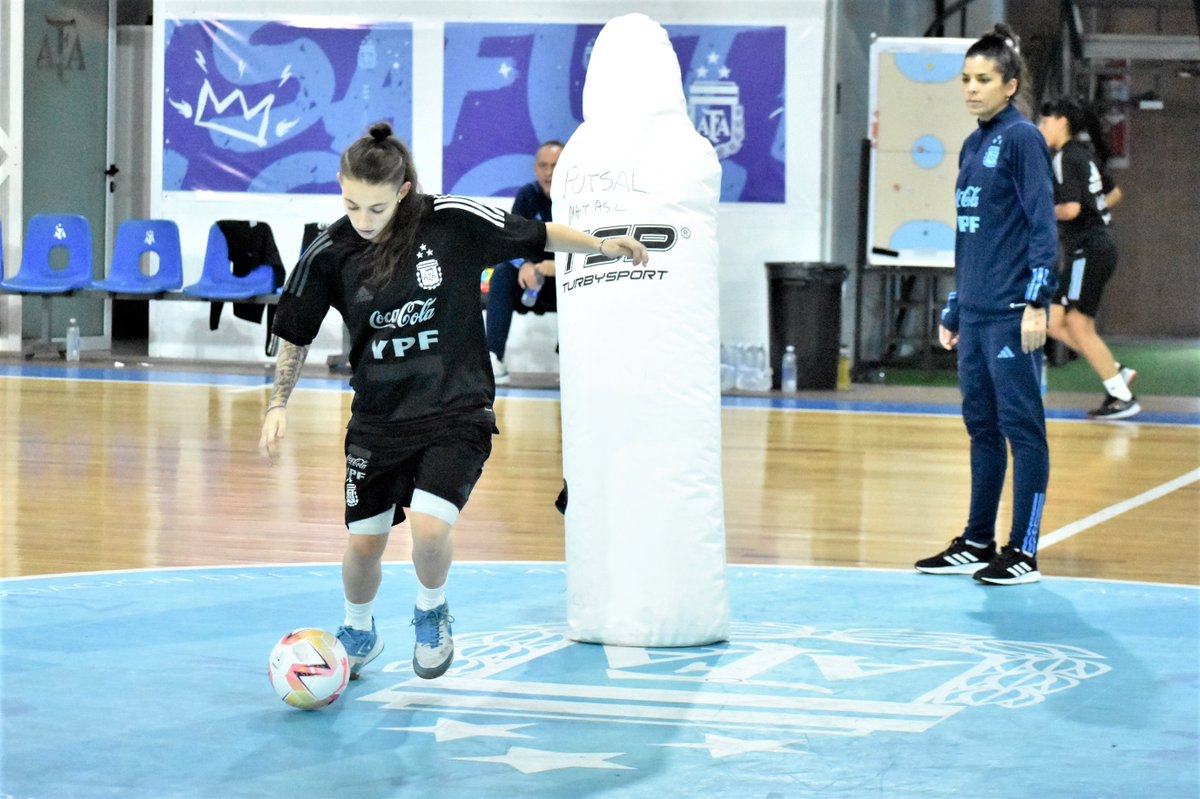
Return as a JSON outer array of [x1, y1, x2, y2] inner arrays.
[[270, 342, 309, 407]]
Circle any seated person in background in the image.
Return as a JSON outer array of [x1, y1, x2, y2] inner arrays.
[[486, 140, 563, 384]]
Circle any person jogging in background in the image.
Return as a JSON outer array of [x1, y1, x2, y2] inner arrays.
[[1039, 96, 1140, 420]]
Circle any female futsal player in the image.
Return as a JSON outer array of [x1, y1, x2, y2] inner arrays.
[[259, 123, 648, 678], [1038, 96, 1139, 420], [915, 24, 1059, 585]]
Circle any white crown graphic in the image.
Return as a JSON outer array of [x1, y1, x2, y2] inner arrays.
[[194, 80, 274, 147]]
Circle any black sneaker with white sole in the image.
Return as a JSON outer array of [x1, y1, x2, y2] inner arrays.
[[973, 544, 1040, 585], [915, 536, 996, 574], [1088, 394, 1141, 420]]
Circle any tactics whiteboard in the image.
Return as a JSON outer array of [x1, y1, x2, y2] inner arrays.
[[867, 37, 975, 267]]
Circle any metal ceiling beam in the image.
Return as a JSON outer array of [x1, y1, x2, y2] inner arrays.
[[1083, 33, 1200, 61]]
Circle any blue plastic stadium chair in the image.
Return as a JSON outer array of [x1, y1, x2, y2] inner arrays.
[[182, 223, 276, 300], [93, 219, 184, 294], [0, 214, 93, 294]]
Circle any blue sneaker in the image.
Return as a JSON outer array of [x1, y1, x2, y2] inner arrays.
[[411, 603, 454, 679], [336, 618, 384, 679]]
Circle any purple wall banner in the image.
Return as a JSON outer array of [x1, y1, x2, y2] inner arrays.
[[443, 23, 785, 203], [163, 19, 412, 194]]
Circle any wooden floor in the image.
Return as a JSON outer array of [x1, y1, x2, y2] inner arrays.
[[2, 372, 1197, 584]]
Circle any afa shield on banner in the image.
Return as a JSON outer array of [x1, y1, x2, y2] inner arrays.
[[442, 22, 783, 202], [554, 14, 729, 648], [689, 80, 745, 159]]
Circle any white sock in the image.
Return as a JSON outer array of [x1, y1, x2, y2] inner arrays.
[[964, 539, 989, 549], [344, 599, 373, 631], [1102, 374, 1132, 402], [416, 581, 446, 611]]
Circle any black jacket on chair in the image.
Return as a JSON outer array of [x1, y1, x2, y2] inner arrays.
[[208, 220, 286, 330]]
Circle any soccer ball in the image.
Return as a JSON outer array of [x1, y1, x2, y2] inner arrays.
[[267, 628, 350, 710]]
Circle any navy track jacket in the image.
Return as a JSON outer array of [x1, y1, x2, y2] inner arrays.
[[942, 104, 1058, 332]]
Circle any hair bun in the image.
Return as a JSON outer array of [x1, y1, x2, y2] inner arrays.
[[368, 122, 393, 143], [993, 23, 1020, 52]]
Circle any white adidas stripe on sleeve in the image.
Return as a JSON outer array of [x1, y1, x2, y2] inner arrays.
[[433, 195, 506, 228]]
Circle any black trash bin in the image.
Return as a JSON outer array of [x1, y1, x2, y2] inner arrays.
[[765, 262, 847, 390]]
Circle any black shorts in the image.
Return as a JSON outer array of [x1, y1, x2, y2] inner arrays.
[[342, 408, 495, 529], [1055, 235, 1116, 318]]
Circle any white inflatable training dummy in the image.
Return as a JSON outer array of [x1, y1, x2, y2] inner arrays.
[[553, 13, 729, 647]]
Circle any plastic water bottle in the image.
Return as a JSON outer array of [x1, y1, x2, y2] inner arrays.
[[65, 317, 80, 362], [750, 344, 771, 391], [520, 272, 545, 307], [781, 345, 798, 392], [719, 343, 737, 391], [837, 345, 852, 391], [735, 343, 752, 390]]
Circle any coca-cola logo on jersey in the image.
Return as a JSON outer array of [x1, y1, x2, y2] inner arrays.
[[369, 298, 437, 330]]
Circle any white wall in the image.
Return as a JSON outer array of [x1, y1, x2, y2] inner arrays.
[[151, 0, 830, 364], [0, 0, 24, 352]]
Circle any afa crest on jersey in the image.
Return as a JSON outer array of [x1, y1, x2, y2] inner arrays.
[[414, 244, 442, 290], [983, 134, 1003, 168]]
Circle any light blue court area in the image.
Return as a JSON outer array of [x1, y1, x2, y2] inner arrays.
[[888, 219, 957, 253], [1, 565, 1196, 798], [910, 134, 945, 169], [893, 52, 964, 83]]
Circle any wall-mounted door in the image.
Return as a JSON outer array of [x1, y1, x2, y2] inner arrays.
[[22, 0, 110, 349], [109, 24, 153, 350]]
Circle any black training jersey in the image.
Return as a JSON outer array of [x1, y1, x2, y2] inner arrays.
[[273, 195, 547, 431], [1051, 140, 1112, 252]]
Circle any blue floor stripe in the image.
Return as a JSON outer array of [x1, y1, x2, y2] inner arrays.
[[2, 363, 1196, 425], [0, 363, 350, 392]]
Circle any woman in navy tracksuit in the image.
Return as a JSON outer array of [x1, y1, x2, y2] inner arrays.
[[915, 24, 1058, 585]]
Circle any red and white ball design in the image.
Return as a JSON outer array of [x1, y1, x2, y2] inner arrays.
[[267, 628, 350, 710]]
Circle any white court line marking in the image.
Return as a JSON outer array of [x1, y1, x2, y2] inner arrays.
[[1040, 467, 1200, 549], [225, 384, 271, 394]]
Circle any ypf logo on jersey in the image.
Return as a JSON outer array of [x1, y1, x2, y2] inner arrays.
[[415, 243, 442, 290]]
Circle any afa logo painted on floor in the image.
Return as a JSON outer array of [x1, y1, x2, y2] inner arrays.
[[360, 617, 1112, 775], [0, 564, 1195, 798]]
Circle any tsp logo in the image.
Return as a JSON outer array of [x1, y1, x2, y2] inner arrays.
[[563, 225, 679, 274]]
